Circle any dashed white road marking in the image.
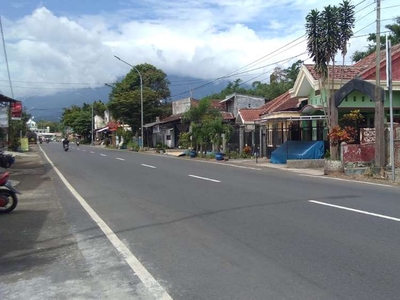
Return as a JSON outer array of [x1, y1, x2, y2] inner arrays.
[[188, 174, 221, 183], [101, 154, 107, 157], [300, 174, 392, 187], [82, 149, 86, 152], [90, 151, 95, 153], [309, 200, 400, 222], [39, 145, 173, 300], [116, 157, 125, 161], [141, 164, 156, 169]]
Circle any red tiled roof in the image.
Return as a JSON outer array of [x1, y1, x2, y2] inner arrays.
[[304, 64, 364, 80], [221, 111, 235, 120], [239, 109, 265, 122], [211, 100, 227, 111], [305, 43, 400, 81], [260, 91, 300, 116]]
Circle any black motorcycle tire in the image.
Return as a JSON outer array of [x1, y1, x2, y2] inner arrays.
[[0, 191, 18, 213]]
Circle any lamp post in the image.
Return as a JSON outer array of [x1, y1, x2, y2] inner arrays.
[[114, 55, 143, 149], [76, 93, 94, 145]]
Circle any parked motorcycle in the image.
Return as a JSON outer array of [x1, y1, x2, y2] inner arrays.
[[0, 172, 21, 213], [0, 151, 15, 169]]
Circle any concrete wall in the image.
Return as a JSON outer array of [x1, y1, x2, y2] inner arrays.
[[342, 143, 375, 163], [172, 97, 191, 115], [232, 95, 265, 117], [286, 159, 325, 168]]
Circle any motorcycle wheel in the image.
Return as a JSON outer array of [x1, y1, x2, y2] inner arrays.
[[0, 191, 18, 213]]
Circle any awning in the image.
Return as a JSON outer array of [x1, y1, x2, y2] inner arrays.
[[301, 105, 324, 115]]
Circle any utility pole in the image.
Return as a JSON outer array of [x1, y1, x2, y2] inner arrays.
[[374, 0, 385, 169]]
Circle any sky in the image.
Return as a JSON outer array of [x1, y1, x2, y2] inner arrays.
[[0, 0, 399, 100]]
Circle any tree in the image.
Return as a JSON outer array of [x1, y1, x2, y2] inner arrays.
[[351, 16, 400, 62], [305, 1, 355, 160], [8, 111, 31, 150], [108, 63, 171, 135], [338, 0, 355, 85], [183, 99, 231, 152]]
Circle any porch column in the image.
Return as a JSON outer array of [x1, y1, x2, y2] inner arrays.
[[251, 128, 255, 152], [239, 126, 244, 154]]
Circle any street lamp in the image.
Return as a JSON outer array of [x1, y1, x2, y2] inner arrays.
[[114, 55, 144, 149], [76, 93, 94, 145]]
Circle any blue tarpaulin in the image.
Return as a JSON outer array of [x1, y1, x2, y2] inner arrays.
[[270, 141, 325, 164]]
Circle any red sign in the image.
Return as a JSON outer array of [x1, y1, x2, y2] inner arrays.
[[11, 101, 22, 119]]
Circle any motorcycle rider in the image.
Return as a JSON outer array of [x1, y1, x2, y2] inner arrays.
[[62, 137, 70, 149]]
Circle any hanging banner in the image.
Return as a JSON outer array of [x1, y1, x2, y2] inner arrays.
[[0, 106, 9, 127], [11, 101, 22, 120]]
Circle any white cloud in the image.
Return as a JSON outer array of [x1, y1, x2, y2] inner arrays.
[[0, 0, 399, 98]]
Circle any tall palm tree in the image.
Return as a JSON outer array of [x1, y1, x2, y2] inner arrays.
[[339, 0, 355, 87], [305, 3, 349, 160]]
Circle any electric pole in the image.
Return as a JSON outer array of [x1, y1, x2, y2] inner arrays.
[[374, 0, 385, 169]]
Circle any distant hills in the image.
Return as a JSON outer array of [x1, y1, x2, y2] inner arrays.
[[22, 75, 230, 121]]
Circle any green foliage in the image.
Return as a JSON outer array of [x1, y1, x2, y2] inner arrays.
[[108, 63, 171, 134], [178, 132, 191, 149], [183, 99, 233, 151], [127, 140, 139, 151], [340, 110, 364, 127], [8, 111, 31, 151], [61, 101, 104, 141]]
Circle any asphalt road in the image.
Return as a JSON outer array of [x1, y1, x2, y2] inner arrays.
[[38, 143, 400, 299]]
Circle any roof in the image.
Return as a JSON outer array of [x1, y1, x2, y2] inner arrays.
[[0, 94, 18, 103], [238, 109, 264, 122], [221, 112, 235, 120], [305, 43, 400, 81], [211, 100, 227, 111], [260, 91, 300, 116], [159, 113, 183, 124]]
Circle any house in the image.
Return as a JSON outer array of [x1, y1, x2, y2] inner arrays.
[[258, 43, 400, 159], [144, 97, 199, 148]]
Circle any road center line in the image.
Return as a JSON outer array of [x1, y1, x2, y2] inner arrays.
[[116, 157, 125, 161], [141, 164, 156, 169], [90, 151, 95, 153], [309, 200, 400, 222], [82, 149, 86, 152], [39, 146, 173, 300], [188, 174, 221, 183], [101, 154, 107, 157]]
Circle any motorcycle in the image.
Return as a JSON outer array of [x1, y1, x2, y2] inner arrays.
[[76, 141, 80, 146], [0, 151, 15, 169], [0, 172, 21, 214], [63, 143, 69, 152]]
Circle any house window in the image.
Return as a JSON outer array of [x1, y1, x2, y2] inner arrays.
[[345, 96, 348, 102], [353, 96, 356, 102], [362, 96, 365, 102], [315, 90, 321, 96], [166, 135, 171, 141]]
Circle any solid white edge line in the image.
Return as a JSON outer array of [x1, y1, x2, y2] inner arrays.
[[300, 174, 392, 187], [188, 174, 221, 183], [39, 145, 173, 300], [141, 164, 156, 169], [309, 200, 400, 222]]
